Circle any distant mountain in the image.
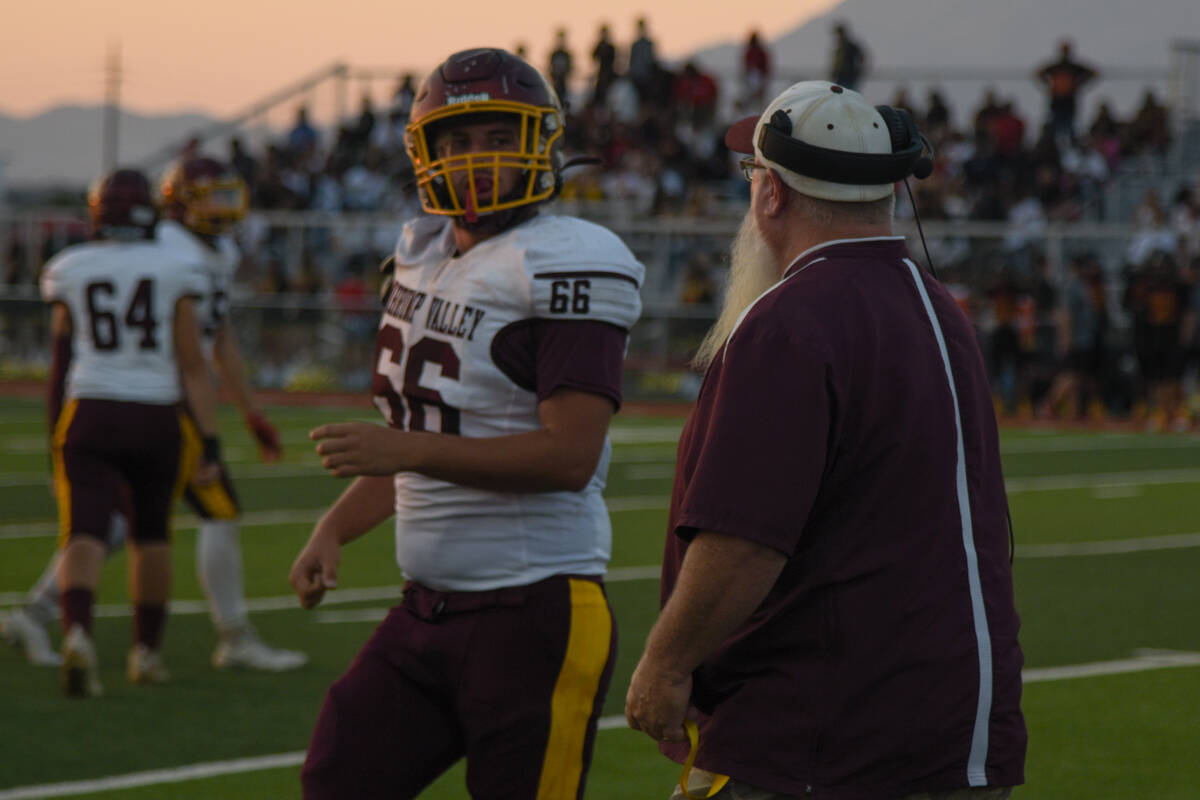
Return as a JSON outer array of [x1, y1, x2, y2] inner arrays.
[[690, 0, 1195, 130], [0, 106, 220, 190]]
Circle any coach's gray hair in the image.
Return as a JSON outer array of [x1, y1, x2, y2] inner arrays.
[[793, 192, 895, 227]]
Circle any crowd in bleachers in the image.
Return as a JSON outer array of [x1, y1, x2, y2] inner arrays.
[[3, 22, 1200, 423]]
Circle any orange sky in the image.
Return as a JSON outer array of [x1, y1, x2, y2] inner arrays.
[[1, 0, 840, 118]]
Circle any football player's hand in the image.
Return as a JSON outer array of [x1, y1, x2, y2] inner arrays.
[[625, 656, 694, 743], [290, 531, 341, 610], [311, 422, 405, 477], [194, 459, 221, 487], [245, 411, 282, 463]]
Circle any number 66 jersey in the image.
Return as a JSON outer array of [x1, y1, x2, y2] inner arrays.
[[373, 214, 644, 591]]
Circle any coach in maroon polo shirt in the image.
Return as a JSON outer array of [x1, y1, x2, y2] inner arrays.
[[626, 81, 1026, 800]]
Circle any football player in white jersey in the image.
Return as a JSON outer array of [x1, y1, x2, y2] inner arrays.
[[36, 169, 222, 695], [289, 48, 644, 798], [2, 158, 305, 674]]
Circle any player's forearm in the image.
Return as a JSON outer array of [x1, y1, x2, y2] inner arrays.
[[316, 475, 395, 545], [181, 362, 220, 438], [46, 305, 72, 437], [640, 531, 787, 678], [402, 427, 602, 493], [175, 299, 220, 437], [212, 324, 258, 415], [47, 334, 71, 437]]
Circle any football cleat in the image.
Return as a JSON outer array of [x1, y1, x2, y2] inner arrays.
[[61, 625, 103, 698], [127, 644, 171, 684], [1, 607, 63, 667], [213, 628, 307, 672]]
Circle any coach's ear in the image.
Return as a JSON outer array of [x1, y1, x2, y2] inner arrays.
[[761, 168, 789, 218]]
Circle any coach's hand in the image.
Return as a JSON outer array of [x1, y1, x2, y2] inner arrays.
[[625, 656, 694, 743], [312, 422, 405, 477], [290, 530, 341, 610]]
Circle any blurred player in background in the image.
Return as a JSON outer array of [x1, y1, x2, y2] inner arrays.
[[2, 157, 306, 673], [38, 168, 222, 695], [289, 48, 643, 799]]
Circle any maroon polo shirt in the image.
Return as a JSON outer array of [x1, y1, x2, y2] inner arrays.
[[661, 238, 1026, 799]]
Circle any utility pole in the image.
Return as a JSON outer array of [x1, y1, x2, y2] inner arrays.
[[103, 41, 121, 172]]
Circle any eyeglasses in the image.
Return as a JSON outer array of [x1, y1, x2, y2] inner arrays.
[[739, 156, 766, 182]]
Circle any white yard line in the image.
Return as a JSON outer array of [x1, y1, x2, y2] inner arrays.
[[1004, 468, 1200, 493], [6, 526, 1198, 612], [2, 650, 1196, 800], [0, 498, 673, 541], [7, 462, 1200, 541]]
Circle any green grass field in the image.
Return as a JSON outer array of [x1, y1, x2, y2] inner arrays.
[[1, 395, 1199, 799]]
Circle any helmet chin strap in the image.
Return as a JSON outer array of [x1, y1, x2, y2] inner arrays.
[[464, 188, 479, 224], [452, 181, 538, 234]]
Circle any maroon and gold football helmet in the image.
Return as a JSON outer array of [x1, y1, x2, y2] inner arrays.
[[405, 48, 564, 219], [159, 156, 248, 236], [88, 168, 158, 240]]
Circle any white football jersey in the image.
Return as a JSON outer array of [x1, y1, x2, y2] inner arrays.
[[375, 214, 644, 591], [40, 238, 208, 404], [157, 219, 238, 352]]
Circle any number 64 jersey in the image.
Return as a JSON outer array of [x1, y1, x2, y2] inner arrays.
[[373, 214, 644, 592], [40, 239, 207, 405]]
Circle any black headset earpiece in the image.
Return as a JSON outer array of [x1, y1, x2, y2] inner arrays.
[[757, 104, 934, 185], [874, 105, 934, 180]]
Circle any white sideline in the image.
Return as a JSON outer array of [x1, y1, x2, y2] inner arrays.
[[2, 651, 1197, 800], [1, 532, 1199, 610], [5, 467, 1200, 541]]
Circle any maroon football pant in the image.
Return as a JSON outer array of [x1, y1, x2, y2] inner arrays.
[[52, 398, 190, 545], [302, 574, 617, 800]]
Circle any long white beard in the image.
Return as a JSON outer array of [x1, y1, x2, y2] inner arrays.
[[692, 213, 781, 370]]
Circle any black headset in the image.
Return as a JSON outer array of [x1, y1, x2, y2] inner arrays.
[[756, 98, 934, 185]]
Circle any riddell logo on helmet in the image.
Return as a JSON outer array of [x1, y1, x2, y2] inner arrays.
[[447, 93, 491, 105]]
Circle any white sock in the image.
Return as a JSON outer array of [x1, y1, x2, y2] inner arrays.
[[25, 553, 61, 625], [25, 512, 129, 625], [196, 520, 249, 636]]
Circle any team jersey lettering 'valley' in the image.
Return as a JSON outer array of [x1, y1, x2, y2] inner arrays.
[[374, 215, 643, 591]]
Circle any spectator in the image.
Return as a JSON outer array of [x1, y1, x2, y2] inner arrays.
[[1087, 101, 1123, 165], [1134, 252, 1190, 430], [628, 17, 658, 107], [548, 28, 573, 106], [229, 137, 258, 190], [829, 21, 867, 90], [1041, 255, 1109, 420], [972, 87, 1004, 140], [740, 31, 771, 112], [1128, 189, 1177, 267], [673, 62, 719, 128], [591, 24, 618, 108], [287, 106, 319, 157], [678, 250, 718, 306], [925, 88, 951, 135], [1171, 186, 1199, 262], [391, 74, 416, 121], [1127, 88, 1171, 156], [1035, 39, 1097, 146], [989, 101, 1026, 161]]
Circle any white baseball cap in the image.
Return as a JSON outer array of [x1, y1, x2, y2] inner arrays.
[[725, 80, 896, 202]]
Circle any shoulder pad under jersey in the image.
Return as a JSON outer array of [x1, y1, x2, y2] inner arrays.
[[520, 216, 644, 330], [394, 216, 455, 269]]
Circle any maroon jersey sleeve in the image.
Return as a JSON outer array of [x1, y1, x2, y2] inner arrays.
[[672, 320, 831, 555], [491, 319, 628, 409]]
